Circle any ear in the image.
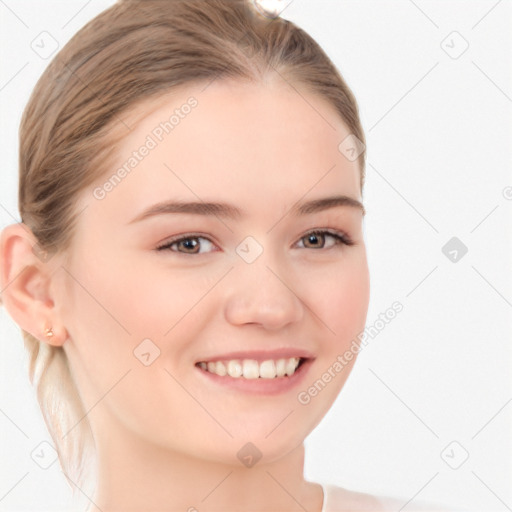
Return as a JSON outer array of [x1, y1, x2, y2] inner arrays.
[[0, 223, 67, 346]]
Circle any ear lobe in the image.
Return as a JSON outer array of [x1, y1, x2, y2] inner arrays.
[[0, 223, 66, 346]]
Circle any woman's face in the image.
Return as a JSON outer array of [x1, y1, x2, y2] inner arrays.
[[55, 77, 370, 466]]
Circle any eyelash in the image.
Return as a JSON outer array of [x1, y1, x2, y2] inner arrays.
[[155, 229, 354, 254]]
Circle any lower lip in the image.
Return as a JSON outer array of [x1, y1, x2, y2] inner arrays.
[[195, 359, 314, 395]]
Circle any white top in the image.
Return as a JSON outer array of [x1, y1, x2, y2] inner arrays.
[[320, 483, 461, 511]]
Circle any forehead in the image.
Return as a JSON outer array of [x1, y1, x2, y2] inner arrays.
[[82, 77, 362, 221]]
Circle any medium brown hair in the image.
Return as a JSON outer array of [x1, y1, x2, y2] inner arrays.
[[17, 0, 366, 492]]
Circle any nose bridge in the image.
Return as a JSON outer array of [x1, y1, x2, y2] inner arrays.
[[224, 237, 303, 328]]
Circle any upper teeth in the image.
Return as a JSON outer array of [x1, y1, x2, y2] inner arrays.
[[198, 357, 301, 379]]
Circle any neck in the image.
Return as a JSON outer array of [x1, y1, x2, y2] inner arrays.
[[86, 423, 323, 512]]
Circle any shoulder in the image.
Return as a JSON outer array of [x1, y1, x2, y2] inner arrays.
[[321, 484, 460, 512]]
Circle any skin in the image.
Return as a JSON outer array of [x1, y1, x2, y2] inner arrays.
[[0, 75, 371, 511]]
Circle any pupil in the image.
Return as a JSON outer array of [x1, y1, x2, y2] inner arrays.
[[182, 239, 198, 252], [308, 234, 323, 247]]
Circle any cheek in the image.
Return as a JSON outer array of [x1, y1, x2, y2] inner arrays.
[[116, 262, 226, 339], [59, 256, 200, 438], [303, 253, 370, 342], [295, 255, 369, 411], [60, 253, 224, 397], [65, 252, 206, 335]]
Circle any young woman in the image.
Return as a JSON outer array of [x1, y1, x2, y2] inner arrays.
[[0, 1, 455, 510]]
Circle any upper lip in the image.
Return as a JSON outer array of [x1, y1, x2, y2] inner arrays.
[[196, 348, 316, 363]]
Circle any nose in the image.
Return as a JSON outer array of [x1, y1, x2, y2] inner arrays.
[[223, 252, 304, 330]]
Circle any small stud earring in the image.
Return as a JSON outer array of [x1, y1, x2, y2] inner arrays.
[[44, 327, 54, 339]]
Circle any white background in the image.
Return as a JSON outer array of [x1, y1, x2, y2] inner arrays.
[[1, 1, 511, 511]]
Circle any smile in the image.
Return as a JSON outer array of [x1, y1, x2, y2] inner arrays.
[[196, 357, 304, 379]]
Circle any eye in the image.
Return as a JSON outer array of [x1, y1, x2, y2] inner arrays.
[[156, 229, 354, 255], [156, 235, 217, 254], [296, 229, 354, 250]]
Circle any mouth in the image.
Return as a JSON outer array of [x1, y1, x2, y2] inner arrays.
[[195, 356, 307, 379], [194, 355, 314, 395]]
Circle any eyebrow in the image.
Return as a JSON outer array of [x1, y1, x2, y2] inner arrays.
[[128, 194, 365, 224]]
